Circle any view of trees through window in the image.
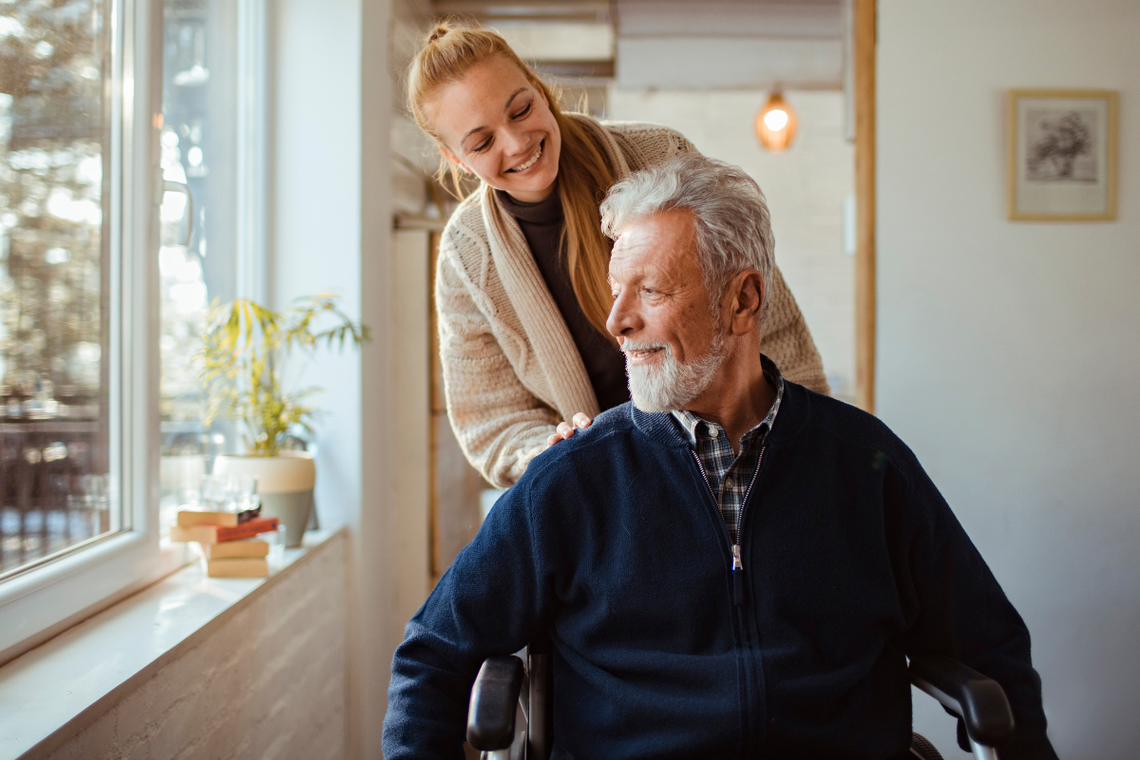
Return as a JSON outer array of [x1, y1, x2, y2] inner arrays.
[[0, 0, 112, 576], [0, 0, 247, 575], [158, 0, 241, 534]]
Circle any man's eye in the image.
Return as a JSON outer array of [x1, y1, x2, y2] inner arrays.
[[472, 138, 491, 153]]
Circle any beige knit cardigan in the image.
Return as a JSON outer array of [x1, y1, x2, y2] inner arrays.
[[435, 116, 830, 488]]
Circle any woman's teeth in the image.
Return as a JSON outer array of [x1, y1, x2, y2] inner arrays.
[[508, 143, 542, 173]]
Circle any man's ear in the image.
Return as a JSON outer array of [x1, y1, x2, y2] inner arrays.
[[726, 270, 765, 336]]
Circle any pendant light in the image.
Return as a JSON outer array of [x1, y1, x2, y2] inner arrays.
[[755, 90, 798, 152]]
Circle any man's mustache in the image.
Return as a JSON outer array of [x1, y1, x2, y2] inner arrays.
[[620, 341, 668, 355]]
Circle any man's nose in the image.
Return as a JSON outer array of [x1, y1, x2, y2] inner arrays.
[[606, 290, 638, 339]]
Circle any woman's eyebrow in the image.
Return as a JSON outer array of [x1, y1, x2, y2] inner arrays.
[[503, 87, 528, 112], [460, 88, 529, 145], [462, 125, 488, 144]]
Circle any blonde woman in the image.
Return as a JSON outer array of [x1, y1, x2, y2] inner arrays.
[[409, 22, 829, 488]]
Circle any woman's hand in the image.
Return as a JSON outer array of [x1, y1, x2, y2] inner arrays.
[[545, 412, 593, 449]]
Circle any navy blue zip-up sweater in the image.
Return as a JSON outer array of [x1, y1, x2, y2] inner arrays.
[[384, 382, 1056, 760]]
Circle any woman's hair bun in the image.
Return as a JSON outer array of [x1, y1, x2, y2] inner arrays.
[[428, 25, 448, 43]]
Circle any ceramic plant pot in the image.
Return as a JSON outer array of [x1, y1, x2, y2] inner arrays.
[[214, 452, 315, 547]]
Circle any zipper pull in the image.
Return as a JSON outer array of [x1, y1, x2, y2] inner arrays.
[[732, 544, 745, 606]]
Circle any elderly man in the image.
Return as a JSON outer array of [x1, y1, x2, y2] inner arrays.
[[383, 155, 1056, 759]]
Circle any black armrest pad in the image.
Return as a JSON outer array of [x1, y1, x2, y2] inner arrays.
[[467, 656, 525, 750], [909, 655, 1015, 747]]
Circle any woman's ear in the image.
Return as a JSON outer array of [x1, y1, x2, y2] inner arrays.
[[439, 147, 468, 175]]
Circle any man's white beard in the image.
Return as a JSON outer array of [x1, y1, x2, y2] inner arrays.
[[623, 330, 727, 413]]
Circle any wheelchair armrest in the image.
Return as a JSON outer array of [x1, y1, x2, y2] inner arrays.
[[467, 655, 525, 751], [909, 654, 1015, 748]]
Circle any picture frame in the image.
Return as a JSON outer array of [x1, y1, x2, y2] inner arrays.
[[1007, 89, 1118, 221]]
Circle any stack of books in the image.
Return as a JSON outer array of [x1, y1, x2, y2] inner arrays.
[[171, 510, 279, 578]]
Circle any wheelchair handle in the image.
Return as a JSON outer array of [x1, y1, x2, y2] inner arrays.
[[468, 655, 525, 751], [909, 654, 1015, 754]]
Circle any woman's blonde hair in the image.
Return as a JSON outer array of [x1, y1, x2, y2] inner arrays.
[[408, 21, 616, 339]]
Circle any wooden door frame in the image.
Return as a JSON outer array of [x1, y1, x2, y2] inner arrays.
[[854, 0, 877, 413]]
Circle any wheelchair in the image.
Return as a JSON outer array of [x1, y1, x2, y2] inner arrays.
[[466, 636, 1015, 760]]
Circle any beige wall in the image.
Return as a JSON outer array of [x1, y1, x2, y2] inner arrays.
[[270, 0, 411, 753], [878, 1, 1140, 756], [606, 89, 856, 400], [44, 537, 347, 760]]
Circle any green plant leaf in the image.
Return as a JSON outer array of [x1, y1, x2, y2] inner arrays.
[[195, 293, 369, 455]]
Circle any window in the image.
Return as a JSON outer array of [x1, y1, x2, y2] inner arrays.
[[0, 0, 117, 579], [0, 0, 264, 661], [159, 0, 264, 535]]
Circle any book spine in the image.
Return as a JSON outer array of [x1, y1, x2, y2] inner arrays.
[[215, 517, 279, 542], [170, 524, 220, 544], [177, 511, 239, 528], [206, 558, 269, 578], [204, 540, 270, 559]]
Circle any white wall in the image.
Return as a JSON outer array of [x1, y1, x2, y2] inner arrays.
[[607, 89, 856, 398], [271, 0, 364, 534], [271, 0, 414, 756], [878, 1, 1140, 757]]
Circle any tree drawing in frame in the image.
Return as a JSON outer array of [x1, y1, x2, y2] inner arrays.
[[1007, 89, 1117, 221], [1026, 109, 1097, 182]]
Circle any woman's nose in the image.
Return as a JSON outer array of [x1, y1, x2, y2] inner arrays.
[[502, 126, 529, 157]]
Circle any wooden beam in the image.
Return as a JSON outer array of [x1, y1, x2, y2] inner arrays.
[[853, 0, 876, 414]]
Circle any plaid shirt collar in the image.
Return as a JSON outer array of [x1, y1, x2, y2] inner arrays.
[[671, 355, 784, 448], [670, 355, 784, 544]]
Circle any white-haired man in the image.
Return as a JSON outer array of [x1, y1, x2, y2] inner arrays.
[[383, 154, 1056, 760]]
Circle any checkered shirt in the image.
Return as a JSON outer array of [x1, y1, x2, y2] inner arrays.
[[672, 358, 783, 544]]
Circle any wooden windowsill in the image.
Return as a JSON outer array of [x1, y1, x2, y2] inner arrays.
[[0, 528, 346, 760]]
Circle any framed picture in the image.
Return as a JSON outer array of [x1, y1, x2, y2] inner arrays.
[[1007, 89, 1118, 221]]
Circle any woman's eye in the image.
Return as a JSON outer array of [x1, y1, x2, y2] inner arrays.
[[513, 102, 532, 119], [472, 138, 491, 153]]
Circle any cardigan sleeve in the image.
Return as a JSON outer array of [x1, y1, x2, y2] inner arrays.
[[435, 234, 560, 488], [383, 477, 551, 759], [886, 460, 1058, 760]]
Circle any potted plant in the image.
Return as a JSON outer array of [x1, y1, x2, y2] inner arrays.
[[197, 294, 369, 546]]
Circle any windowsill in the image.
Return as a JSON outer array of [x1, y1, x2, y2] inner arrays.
[[0, 528, 346, 760]]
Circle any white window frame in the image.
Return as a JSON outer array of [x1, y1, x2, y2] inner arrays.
[[236, 0, 269, 304], [0, 0, 269, 664]]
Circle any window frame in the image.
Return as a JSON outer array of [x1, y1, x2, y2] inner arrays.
[[0, 0, 270, 665], [236, 0, 269, 304], [0, 0, 169, 664]]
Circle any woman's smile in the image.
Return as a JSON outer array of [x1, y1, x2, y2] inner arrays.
[[506, 140, 543, 173], [430, 54, 562, 203]]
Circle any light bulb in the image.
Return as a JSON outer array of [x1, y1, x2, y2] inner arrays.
[[755, 92, 798, 152], [763, 109, 789, 132]]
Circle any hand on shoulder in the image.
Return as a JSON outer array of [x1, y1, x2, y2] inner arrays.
[[545, 412, 593, 449]]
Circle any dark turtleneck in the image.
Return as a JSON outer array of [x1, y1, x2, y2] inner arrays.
[[495, 188, 630, 413]]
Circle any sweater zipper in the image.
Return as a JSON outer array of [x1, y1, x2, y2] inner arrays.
[[692, 442, 767, 606]]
